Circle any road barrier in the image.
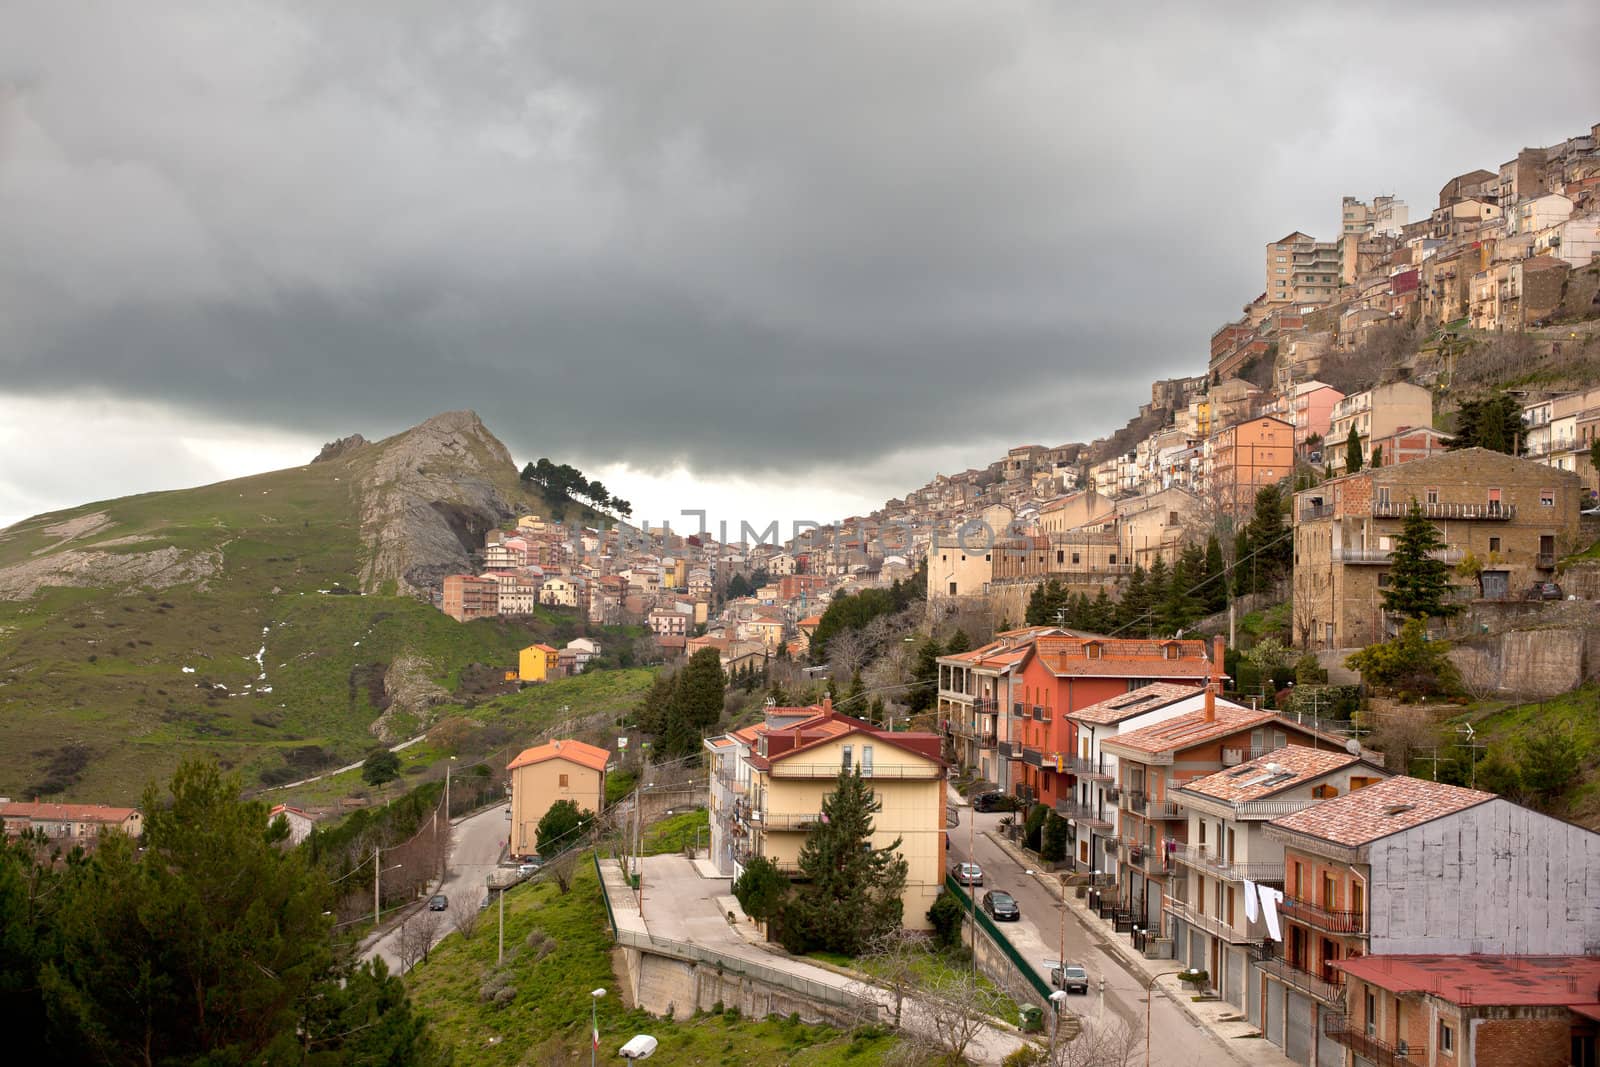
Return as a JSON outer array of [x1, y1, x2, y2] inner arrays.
[[946, 874, 1054, 1005]]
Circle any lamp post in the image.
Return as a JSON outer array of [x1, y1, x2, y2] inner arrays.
[[372, 851, 402, 925], [590, 988, 607, 1067], [1143, 966, 1199, 1067]]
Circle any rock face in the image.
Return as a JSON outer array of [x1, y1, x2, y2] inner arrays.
[[312, 434, 369, 463], [371, 652, 451, 741], [352, 410, 519, 595]]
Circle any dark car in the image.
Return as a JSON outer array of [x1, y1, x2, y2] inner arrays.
[[1051, 963, 1090, 994], [1523, 581, 1563, 601], [982, 890, 1020, 921], [951, 861, 984, 886], [427, 894, 448, 911], [971, 791, 1013, 813]]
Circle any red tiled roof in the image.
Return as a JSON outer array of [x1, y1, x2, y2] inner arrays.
[[1178, 747, 1368, 803], [1269, 775, 1492, 847], [1336, 954, 1600, 1010], [507, 739, 611, 773], [1067, 682, 1207, 726], [1, 802, 139, 822], [1099, 704, 1279, 758]]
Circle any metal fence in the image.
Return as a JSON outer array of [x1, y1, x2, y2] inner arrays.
[[945, 874, 1053, 1005]]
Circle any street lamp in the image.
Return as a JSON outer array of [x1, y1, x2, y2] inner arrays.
[[1143, 966, 1200, 1067], [590, 988, 607, 1067]]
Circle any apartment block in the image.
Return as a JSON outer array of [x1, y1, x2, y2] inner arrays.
[[441, 573, 500, 621], [1327, 382, 1433, 473], [1293, 449, 1583, 648]]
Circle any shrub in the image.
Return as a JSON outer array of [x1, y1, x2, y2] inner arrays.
[[1022, 803, 1049, 851], [927, 890, 965, 950], [1040, 812, 1069, 863]]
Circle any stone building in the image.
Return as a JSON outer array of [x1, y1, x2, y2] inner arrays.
[[1293, 449, 1583, 649]]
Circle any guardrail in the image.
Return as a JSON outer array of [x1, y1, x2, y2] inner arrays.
[[612, 927, 879, 1018], [945, 875, 1053, 1005]]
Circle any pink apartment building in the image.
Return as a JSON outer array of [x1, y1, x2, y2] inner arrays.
[[1290, 381, 1343, 458]]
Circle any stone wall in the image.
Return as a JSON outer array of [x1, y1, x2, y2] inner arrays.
[[619, 947, 868, 1027]]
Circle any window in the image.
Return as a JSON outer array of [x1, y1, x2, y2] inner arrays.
[[862, 745, 874, 776], [1293, 862, 1304, 899], [1071, 552, 1080, 564], [1108, 554, 1117, 564], [1365, 990, 1377, 1037], [1057, 550, 1064, 563], [1440, 1021, 1454, 1053], [948, 581, 958, 595], [1351, 880, 1365, 920], [1540, 489, 1555, 507], [1322, 872, 1337, 908], [1426, 487, 1438, 504], [1377, 486, 1391, 507], [1489, 537, 1501, 554], [841, 744, 853, 771], [559, 773, 569, 788]]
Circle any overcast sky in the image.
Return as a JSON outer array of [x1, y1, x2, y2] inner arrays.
[[3, 1, 1597, 531]]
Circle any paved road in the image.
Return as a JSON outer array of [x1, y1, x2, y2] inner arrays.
[[949, 806, 1234, 1067], [363, 803, 510, 973]]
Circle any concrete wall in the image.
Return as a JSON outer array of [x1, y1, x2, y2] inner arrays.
[[1367, 797, 1600, 955], [619, 947, 866, 1027], [1449, 625, 1595, 698]]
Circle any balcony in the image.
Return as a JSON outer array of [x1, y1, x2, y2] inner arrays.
[[998, 741, 1018, 761], [1125, 844, 1172, 876], [1169, 846, 1285, 884], [758, 812, 826, 832], [1536, 552, 1556, 569], [1300, 503, 1334, 521], [1054, 799, 1114, 831], [1062, 755, 1113, 781], [770, 763, 943, 779], [1323, 1014, 1422, 1066], [980, 733, 998, 749], [1339, 547, 1465, 565], [1022, 747, 1045, 769], [1371, 500, 1515, 521], [1253, 949, 1347, 1006], [1280, 895, 1366, 934], [1165, 897, 1253, 945]]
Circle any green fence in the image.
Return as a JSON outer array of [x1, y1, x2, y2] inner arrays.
[[945, 875, 1053, 1003], [595, 852, 619, 938]]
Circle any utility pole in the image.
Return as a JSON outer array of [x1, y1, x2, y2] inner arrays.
[[372, 846, 381, 925]]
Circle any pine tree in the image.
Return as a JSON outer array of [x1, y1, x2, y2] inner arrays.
[[1447, 394, 1522, 455], [944, 628, 972, 654], [1344, 425, 1364, 473], [659, 648, 725, 758], [1144, 557, 1170, 635], [1235, 485, 1292, 596], [1383, 500, 1462, 620], [1089, 587, 1115, 633], [1118, 565, 1150, 634], [1203, 534, 1228, 613], [781, 768, 909, 955], [908, 636, 943, 712]]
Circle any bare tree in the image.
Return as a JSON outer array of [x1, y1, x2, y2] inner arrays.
[[396, 910, 443, 971], [828, 627, 872, 682], [546, 849, 578, 895], [917, 970, 1008, 1065], [863, 929, 934, 1028], [1051, 1011, 1141, 1067], [449, 895, 481, 940]]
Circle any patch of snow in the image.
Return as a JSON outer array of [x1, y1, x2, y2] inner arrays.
[[181, 666, 196, 674]]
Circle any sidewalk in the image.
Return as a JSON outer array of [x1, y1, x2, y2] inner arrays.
[[985, 831, 1293, 1067]]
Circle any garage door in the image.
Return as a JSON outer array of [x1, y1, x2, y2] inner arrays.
[[1245, 966, 1261, 1028], [1286, 991, 1314, 1064], [1226, 947, 1245, 1010], [1266, 979, 1285, 1047], [1317, 1005, 1345, 1067]]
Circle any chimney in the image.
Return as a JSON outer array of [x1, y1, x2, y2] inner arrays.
[[1204, 684, 1216, 723], [821, 695, 834, 715], [1211, 634, 1226, 687]]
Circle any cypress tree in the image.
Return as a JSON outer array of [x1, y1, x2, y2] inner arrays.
[[1203, 533, 1227, 613], [1344, 425, 1364, 473], [1383, 500, 1462, 620]]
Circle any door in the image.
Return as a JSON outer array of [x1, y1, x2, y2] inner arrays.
[[1481, 570, 1510, 600]]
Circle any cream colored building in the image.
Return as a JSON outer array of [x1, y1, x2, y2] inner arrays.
[[1327, 382, 1433, 472], [507, 739, 609, 858], [708, 703, 948, 930]]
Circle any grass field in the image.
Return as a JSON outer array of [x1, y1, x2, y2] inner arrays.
[[404, 859, 901, 1065]]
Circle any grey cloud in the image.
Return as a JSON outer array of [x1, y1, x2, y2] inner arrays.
[[2, 1, 1598, 499]]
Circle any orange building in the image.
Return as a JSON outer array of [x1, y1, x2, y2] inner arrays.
[[441, 574, 499, 621], [1007, 634, 1224, 809], [1209, 416, 1294, 516]]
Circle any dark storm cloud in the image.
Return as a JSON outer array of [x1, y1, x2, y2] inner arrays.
[[2, 1, 1597, 484]]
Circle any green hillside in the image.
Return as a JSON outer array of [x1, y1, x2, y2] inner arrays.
[[0, 415, 633, 804]]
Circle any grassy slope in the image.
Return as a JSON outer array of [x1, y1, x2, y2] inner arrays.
[[1458, 683, 1600, 826], [404, 859, 899, 1066], [0, 450, 643, 803]]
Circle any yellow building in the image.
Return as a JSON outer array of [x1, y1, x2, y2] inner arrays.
[[507, 738, 610, 858], [517, 643, 562, 682], [711, 704, 948, 930]]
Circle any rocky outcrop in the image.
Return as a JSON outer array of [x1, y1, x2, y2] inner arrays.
[[350, 410, 519, 595], [0, 537, 222, 598], [312, 434, 369, 463], [370, 652, 451, 741]]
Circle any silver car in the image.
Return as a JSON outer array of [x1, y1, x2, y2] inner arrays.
[[951, 861, 984, 886]]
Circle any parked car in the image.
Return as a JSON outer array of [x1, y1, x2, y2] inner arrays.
[[982, 890, 1020, 921], [1051, 963, 1090, 994], [972, 791, 1013, 812], [518, 858, 543, 876], [951, 861, 984, 886], [428, 894, 448, 911], [1523, 581, 1564, 601]]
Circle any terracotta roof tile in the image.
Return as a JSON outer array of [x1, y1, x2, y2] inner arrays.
[[1336, 954, 1600, 1009], [507, 738, 612, 773], [1269, 775, 1492, 847], [1178, 747, 1366, 803], [1099, 705, 1276, 757], [1, 802, 139, 822], [1067, 682, 1205, 726]]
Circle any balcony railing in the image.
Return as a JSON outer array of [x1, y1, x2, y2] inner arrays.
[[1323, 1014, 1422, 1067], [1371, 500, 1515, 521], [770, 763, 942, 779], [1300, 504, 1334, 521], [1280, 895, 1366, 933], [1169, 846, 1285, 884], [1022, 747, 1045, 769], [1125, 845, 1172, 876], [1062, 754, 1114, 780], [1054, 799, 1114, 830], [998, 741, 1018, 760], [1339, 547, 1465, 565], [1165, 897, 1253, 945], [1252, 949, 1347, 1006], [758, 812, 826, 831]]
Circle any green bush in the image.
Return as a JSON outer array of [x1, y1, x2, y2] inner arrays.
[[927, 889, 965, 950], [1040, 811, 1069, 863], [1345, 619, 1462, 697], [1022, 802, 1049, 852]]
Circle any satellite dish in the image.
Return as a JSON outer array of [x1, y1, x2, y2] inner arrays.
[[1345, 738, 1362, 755]]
